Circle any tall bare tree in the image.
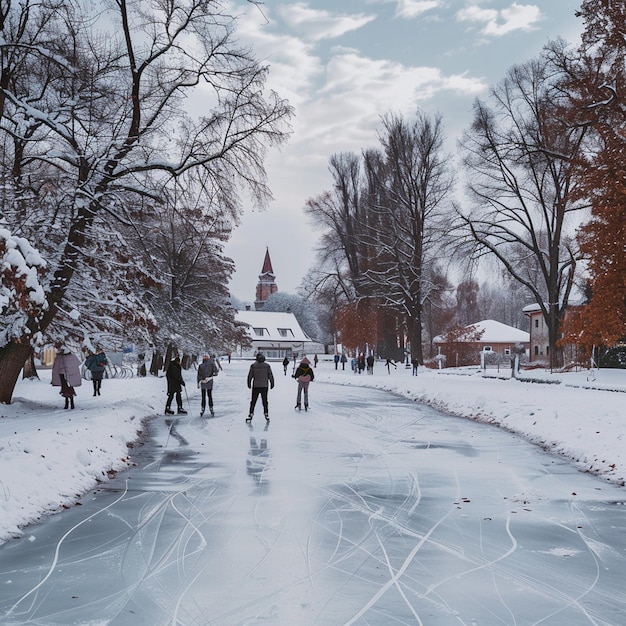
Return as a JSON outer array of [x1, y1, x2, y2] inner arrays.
[[455, 53, 588, 369], [362, 112, 453, 364]]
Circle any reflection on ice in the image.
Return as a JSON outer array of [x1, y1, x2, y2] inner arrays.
[[247, 430, 271, 492]]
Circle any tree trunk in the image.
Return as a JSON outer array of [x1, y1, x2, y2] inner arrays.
[[408, 314, 424, 365], [149, 351, 161, 376], [22, 348, 39, 380], [0, 342, 35, 404], [548, 311, 564, 370]]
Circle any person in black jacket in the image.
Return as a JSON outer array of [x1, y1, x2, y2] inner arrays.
[[165, 356, 187, 415], [246, 353, 274, 422], [85, 347, 107, 396]]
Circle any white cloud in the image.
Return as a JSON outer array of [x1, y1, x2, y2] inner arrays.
[[292, 49, 486, 155], [278, 2, 376, 41], [235, 8, 323, 108], [457, 2, 543, 37], [394, 0, 441, 19]]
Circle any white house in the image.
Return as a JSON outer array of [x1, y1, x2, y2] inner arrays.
[[234, 309, 321, 360], [433, 319, 530, 366]]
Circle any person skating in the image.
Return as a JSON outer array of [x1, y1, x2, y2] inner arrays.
[[293, 358, 314, 411], [197, 354, 219, 416], [51, 346, 82, 409], [246, 353, 274, 422], [282, 356, 290, 375], [85, 347, 107, 396], [165, 356, 186, 415]]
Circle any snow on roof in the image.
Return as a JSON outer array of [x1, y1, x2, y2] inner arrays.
[[236, 309, 312, 342], [434, 319, 530, 344], [522, 303, 542, 313]]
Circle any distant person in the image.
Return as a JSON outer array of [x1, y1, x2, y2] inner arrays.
[[282, 356, 290, 375], [293, 358, 315, 411], [85, 347, 108, 396], [165, 356, 186, 415], [334, 354, 340, 370], [357, 353, 365, 374], [247, 353, 274, 423], [411, 357, 419, 376], [313, 354, 319, 368], [366, 353, 375, 375], [197, 354, 219, 416], [341, 353, 347, 370], [52, 346, 82, 409], [385, 357, 397, 374]]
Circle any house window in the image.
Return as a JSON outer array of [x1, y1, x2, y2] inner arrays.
[[277, 328, 294, 338], [534, 319, 539, 328], [253, 327, 266, 337], [534, 345, 539, 355], [504, 348, 511, 356]]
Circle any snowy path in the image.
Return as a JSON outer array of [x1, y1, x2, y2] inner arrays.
[[1, 362, 625, 625]]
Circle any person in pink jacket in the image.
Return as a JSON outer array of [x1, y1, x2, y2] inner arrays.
[[51, 347, 82, 409]]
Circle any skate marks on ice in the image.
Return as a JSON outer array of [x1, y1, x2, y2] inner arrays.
[[0, 376, 625, 624]]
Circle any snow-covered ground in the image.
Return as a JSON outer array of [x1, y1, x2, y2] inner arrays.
[[0, 360, 624, 547]]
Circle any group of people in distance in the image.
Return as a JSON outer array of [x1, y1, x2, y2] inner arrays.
[[163, 351, 316, 423], [51, 346, 108, 409], [51, 345, 316, 420]]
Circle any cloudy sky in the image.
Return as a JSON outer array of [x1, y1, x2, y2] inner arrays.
[[224, 0, 583, 304]]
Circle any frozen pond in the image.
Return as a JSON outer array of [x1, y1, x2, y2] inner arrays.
[[1, 362, 626, 625]]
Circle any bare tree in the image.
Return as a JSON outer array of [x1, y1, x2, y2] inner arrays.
[[304, 113, 453, 363], [362, 112, 453, 364], [305, 152, 368, 303], [0, 0, 292, 403], [455, 54, 587, 369]]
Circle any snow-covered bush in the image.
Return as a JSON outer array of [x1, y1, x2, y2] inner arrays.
[[0, 228, 47, 348]]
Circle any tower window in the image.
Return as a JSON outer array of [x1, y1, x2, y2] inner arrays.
[[278, 328, 294, 337]]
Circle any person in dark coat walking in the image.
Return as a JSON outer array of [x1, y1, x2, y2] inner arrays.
[[165, 356, 186, 415], [197, 354, 219, 416], [293, 358, 314, 410], [282, 356, 290, 375], [52, 347, 82, 409], [85, 347, 107, 396], [247, 353, 274, 423]]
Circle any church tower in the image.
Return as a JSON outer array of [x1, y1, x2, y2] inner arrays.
[[254, 248, 278, 310]]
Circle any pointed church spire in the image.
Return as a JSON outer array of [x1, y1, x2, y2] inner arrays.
[[255, 247, 278, 310], [261, 247, 274, 275]]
